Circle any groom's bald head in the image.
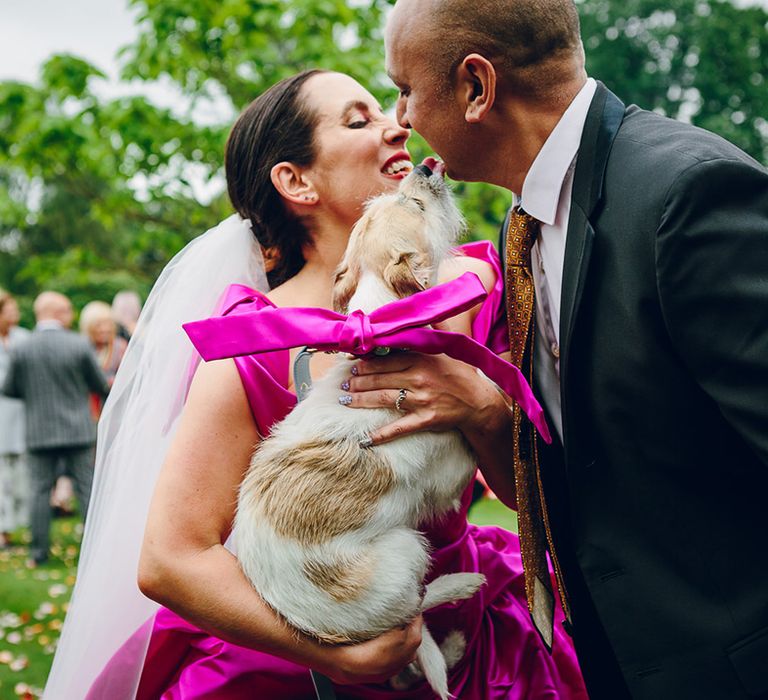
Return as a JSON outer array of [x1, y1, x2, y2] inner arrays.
[[388, 0, 584, 98]]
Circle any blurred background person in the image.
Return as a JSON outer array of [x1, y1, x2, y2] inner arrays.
[[1, 291, 109, 566], [0, 291, 31, 547], [111, 289, 142, 343], [51, 298, 128, 515], [80, 300, 128, 418]]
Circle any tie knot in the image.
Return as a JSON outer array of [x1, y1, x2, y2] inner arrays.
[[507, 206, 540, 268]]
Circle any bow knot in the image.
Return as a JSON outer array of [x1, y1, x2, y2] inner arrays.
[[339, 309, 375, 355]]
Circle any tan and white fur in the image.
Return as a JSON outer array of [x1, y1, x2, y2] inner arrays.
[[235, 164, 485, 699]]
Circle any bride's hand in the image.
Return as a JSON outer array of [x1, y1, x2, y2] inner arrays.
[[316, 616, 422, 685], [340, 352, 505, 445]]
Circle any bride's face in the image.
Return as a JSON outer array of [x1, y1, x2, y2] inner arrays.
[[301, 72, 412, 228]]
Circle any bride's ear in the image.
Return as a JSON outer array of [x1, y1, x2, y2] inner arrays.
[[270, 162, 318, 206]]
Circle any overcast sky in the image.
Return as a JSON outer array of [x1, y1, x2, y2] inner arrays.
[[0, 0, 138, 83], [0, 0, 234, 127]]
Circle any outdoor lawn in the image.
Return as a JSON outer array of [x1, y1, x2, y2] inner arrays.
[[0, 519, 81, 699], [0, 498, 516, 698]]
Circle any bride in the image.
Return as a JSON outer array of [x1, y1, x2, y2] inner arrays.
[[45, 69, 586, 699]]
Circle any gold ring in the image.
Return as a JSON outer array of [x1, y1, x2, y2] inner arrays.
[[395, 388, 407, 412]]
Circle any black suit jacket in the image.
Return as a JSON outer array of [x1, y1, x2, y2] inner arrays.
[[505, 83, 768, 699]]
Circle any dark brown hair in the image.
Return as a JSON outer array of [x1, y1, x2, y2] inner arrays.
[[226, 69, 328, 288]]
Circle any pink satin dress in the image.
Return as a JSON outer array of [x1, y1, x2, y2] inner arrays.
[[90, 242, 587, 699]]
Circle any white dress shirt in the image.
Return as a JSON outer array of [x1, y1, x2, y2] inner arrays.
[[514, 78, 596, 442]]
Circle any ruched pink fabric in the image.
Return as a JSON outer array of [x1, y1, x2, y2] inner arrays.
[[89, 242, 586, 699]]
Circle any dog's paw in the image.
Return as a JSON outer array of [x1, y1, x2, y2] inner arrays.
[[454, 572, 486, 596], [421, 572, 487, 610]]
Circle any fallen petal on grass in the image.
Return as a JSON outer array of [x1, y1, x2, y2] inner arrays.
[[46, 585, 68, 599], [9, 656, 28, 671]]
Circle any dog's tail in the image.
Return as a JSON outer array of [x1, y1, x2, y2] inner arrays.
[[417, 622, 451, 700], [416, 573, 486, 699]]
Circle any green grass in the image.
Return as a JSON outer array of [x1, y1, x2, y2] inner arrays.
[[468, 495, 518, 531], [0, 498, 517, 698], [0, 518, 81, 699]]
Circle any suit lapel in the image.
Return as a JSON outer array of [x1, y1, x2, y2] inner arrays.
[[559, 83, 625, 399]]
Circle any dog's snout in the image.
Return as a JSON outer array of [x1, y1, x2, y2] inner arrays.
[[413, 157, 445, 180]]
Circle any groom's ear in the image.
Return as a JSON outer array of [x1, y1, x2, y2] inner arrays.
[[271, 162, 317, 206], [457, 54, 496, 124]]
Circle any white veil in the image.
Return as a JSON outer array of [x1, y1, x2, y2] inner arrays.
[[44, 214, 268, 699]]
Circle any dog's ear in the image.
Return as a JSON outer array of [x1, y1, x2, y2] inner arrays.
[[332, 262, 357, 313], [332, 216, 369, 313], [384, 249, 431, 299]]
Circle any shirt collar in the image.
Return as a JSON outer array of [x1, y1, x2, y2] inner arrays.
[[517, 78, 597, 225], [35, 320, 64, 331]]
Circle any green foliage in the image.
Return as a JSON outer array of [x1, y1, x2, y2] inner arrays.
[[121, 0, 396, 109], [0, 54, 230, 312], [579, 0, 768, 161], [0, 0, 765, 318]]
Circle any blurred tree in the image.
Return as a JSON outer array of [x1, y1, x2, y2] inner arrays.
[[0, 55, 229, 317], [579, 0, 768, 162], [121, 0, 395, 107], [0, 0, 765, 320]]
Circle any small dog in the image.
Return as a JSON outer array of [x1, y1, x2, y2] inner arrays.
[[235, 160, 485, 699]]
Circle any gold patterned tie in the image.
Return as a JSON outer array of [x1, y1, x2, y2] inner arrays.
[[504, 206, 570, 650]]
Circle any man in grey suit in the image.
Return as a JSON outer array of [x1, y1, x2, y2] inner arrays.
[[2, 291, 109, 565], [383, 0, 768, 697]]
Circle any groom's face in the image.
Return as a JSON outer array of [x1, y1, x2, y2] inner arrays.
[[385, 8, 470, 180]]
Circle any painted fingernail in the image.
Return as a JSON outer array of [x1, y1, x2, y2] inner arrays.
[[359, 437, 373, 448], [338, 394, 352, 406], [340, 380, 350, 391], [351, 365, 359, 376]]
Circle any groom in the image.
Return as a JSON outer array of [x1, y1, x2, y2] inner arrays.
[[382, 0, 768, 698]]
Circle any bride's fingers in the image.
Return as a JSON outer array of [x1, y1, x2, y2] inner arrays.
[[340, 389, 414, 411], [344, 371, 412, 393], [345, 356, 443, 393], [353, 353, 418, 377]]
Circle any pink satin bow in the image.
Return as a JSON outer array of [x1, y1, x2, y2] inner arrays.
[[183, 272, 552, 442]]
